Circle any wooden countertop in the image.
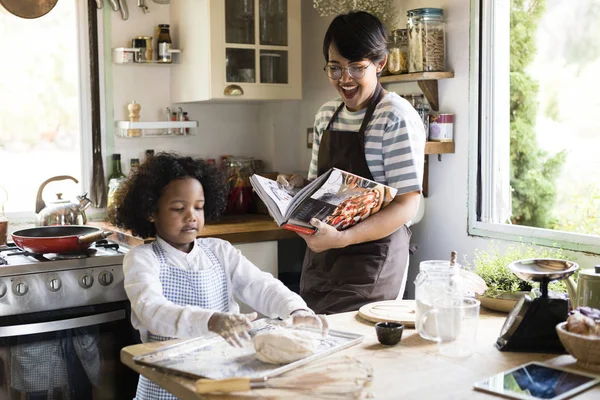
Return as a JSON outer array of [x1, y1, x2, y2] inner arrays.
[[120, 310, 600, 399], [91, 214, 297, 247]]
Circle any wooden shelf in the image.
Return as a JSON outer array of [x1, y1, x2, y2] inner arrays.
[[424, 141, 454, 154], [380, 71, 454, 112], [380, 71, 454, 84]]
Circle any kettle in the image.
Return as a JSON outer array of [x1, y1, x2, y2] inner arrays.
[[35, 175, 92, 226], [565, 265, 600, 310]]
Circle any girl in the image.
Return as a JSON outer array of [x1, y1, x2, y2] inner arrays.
[[112, 152, 325, 400], [281, 11, 426, 314]]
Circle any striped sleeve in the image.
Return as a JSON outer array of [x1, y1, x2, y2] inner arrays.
[[308, 99, 342, 180]]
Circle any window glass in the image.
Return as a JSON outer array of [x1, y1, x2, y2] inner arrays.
[[475, 0, 600, 250], [0, 1, 83, 214]]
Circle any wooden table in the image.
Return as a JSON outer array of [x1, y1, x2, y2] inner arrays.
[[121, 310, 600, 399]]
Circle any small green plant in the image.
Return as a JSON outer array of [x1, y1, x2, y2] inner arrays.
[[466, 242, 575, 297]]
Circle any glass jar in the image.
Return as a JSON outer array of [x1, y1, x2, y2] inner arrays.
[[223, 157, 255, 214], [407, 8, 445, 73], [414, 260, 463, 341], [387, 29, 409, 75]]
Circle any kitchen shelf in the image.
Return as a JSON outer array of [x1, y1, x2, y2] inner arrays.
[[424, 141, 454, 154], [114, 120, 198, 138], [380, 71, 454, 112], [112, 48, 182, 65]]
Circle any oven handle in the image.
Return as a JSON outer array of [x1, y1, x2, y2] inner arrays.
[[0, 309, 126, 338]]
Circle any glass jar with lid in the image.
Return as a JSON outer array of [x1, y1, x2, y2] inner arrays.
[[407, 8, 445, 73], [222, 157, 255, 214], [387, 29, 409, 75]]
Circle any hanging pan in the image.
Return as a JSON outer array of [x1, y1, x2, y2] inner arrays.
[[0, 0, 59, 19]]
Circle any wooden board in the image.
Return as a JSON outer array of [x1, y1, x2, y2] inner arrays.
[[357, 300, 417, 327]]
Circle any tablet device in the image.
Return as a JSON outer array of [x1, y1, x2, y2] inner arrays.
[[473, 362, 600, 400]]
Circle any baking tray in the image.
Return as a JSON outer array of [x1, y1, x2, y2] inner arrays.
[[133, 318, 363, 380]]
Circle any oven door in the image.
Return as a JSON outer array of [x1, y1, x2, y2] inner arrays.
[[0, 301, 140, 400]]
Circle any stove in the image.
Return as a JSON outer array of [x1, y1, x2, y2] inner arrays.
[[0, 240, 129, 317]]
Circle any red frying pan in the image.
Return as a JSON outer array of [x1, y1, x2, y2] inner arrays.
[[12, 226, 113, 254]]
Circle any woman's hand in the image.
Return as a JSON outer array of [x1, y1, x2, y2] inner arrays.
[[287, 309, 329, 337], [298, 218, 347, 253], [208, 312, 257, 347]]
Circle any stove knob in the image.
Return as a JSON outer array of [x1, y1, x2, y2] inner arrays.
[[0, 282, 6, 298], [13, 281, 28, 296], [79, 274, 94, 289], [47, 277, 62, 292], [98, 271, 114, 286]]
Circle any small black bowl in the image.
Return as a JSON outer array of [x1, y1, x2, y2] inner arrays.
[[375, 322, 404, 346]]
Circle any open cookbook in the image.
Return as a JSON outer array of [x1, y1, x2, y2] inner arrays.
[[250, 168, 398, 234]]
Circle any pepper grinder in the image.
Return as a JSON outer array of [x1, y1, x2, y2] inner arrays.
[[127, 100, 142, 137]]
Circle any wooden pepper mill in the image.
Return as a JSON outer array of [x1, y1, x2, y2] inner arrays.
[[127, 100, 142, 137]]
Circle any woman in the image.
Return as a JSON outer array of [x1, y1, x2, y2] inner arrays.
[[282, 11, 425, 314]]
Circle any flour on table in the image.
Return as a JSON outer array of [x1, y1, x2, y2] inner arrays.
[[252, 327, 320, 364]]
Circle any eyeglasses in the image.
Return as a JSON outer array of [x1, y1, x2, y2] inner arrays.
[[323, 62, 372, 80]]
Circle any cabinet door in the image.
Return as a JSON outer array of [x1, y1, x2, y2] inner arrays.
[[212, 0, 301, 100]]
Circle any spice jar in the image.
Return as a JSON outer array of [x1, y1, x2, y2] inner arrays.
[[407, 8, 446, 73], [157, 24, 172, 63], [387, 29, 409, 75], [223, 157, 255, 214]]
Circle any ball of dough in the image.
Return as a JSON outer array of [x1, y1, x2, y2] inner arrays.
[[253, 327, 320, 364]]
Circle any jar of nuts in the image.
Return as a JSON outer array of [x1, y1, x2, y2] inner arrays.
[[407, 8, 446, 73]]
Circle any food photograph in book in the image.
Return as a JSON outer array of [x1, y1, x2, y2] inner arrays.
[[291, 170, 396, 231]]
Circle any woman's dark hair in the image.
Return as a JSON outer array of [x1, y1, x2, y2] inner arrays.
[[323, 11, 388, 64], [111, 152, 227, 238]]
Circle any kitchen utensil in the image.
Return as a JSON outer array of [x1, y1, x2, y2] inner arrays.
[[496, 258, 577, 353], [0, 0, 58, 19], [138, 0, 149, 13], [565, 265, 600, 310], [151, 0, 170, 4], [195, 356, 372, 398], [417, 296, 481, 358], [556, 322, 600, 372], [357, 300, 416, 327], [108, 0, 120, 11], [117, 0, 129, 20], [95, 0, 103, 9], [35, 175, 91, 227], [133, 319, 363, 381], [11, 226, 113, 254]]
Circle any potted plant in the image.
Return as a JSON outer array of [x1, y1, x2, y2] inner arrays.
[[467, 242, 575, 312]]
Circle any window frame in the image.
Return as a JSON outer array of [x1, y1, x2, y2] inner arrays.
[[467, 0, 600, 255], [4, 0, 105, 223]]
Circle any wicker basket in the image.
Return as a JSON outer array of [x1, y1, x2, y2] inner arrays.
[[556, 322, 600, 372]]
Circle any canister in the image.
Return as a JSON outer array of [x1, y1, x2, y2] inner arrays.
[[387, 29, 408, 75], [429, 113, 454, 142], [407, 8, 445, 72], [112, 47, 136, 64], [132, 36, 153, 62]]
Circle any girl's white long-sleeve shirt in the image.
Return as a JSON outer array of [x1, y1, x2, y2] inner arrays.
[[123, 236, 308, 342]]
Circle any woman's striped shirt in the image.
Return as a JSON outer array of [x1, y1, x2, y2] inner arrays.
[[308, 91, 426, 195]]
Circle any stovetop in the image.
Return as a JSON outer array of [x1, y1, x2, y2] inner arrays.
[[0, 239, 128, 276], [0, 240, 129, 317]]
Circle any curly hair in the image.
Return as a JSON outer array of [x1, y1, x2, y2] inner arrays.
[[110, 152, 227, 239]]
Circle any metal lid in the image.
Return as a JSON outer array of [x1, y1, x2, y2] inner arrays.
[[580, 265, 600, 277], [407, 8, 444, 17]]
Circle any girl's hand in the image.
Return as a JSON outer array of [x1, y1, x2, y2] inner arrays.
[[207, 312, 257, 347], [298, 218, 346, 253], [287, 309, 329, 337]]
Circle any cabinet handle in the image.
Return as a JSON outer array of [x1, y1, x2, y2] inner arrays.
[[224, 85, 244, 96]]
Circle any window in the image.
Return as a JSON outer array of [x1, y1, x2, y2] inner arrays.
[[470, 0, 600, 254], [0, 1, 97, 220]]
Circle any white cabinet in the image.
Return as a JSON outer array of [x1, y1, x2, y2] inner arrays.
[[171, 0, 301, 102]]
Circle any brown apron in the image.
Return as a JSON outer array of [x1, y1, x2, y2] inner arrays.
[[300, 84, 411, 314]]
